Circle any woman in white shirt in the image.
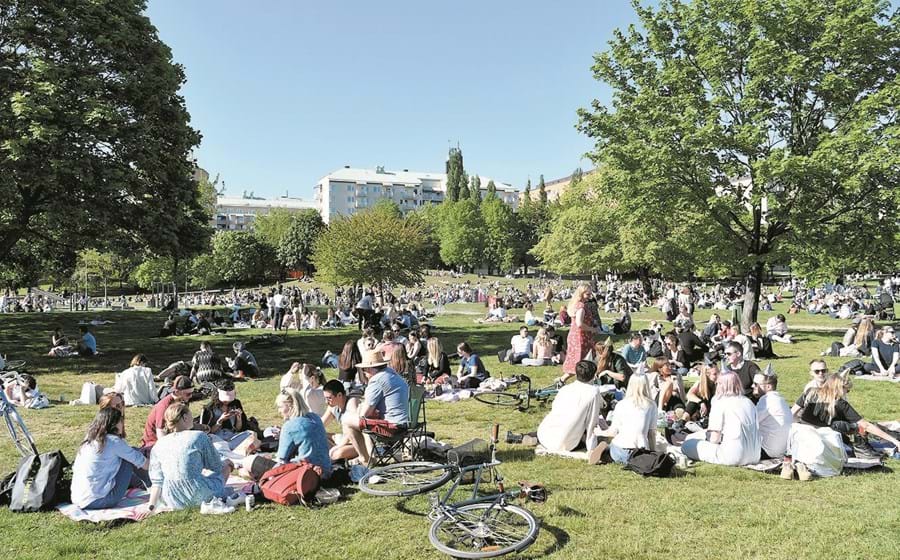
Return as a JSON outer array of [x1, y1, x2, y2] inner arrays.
[[681, 372, 761, 466], [593, 374, 657, 464], [113, 354, 157, 406]]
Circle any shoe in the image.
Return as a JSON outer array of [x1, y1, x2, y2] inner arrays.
[[315, 487, 341, 505], [367, 474, 385, 485], [795, 462, 812, 482], [323, 350, 333, 363], [684, 421, 702, 433], [224, 492, 245, 508], [200, 498, 235, 515], [521, 434, 539, 447], [588, 442, 609, 465], [780, 459, 794, 480], [506, 431, 524, 444]]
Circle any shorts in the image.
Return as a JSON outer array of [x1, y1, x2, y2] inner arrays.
[[359, 417, 406, 438]]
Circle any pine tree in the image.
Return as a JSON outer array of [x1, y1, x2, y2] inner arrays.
[[522, 179, 532, 211], [486, 180, 497, 199], [458, 172, 470, 200], [472, 175, 482, 202], [538, 174, 548, 206]]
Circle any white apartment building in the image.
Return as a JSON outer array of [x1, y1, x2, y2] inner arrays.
[[314, 166, 520, 223], [213, 195, 317, 231]]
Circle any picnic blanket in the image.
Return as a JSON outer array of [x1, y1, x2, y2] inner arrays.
[[56, 475, 254, 523], [851, 375, 900, 383], [535, 444, 589, 461]]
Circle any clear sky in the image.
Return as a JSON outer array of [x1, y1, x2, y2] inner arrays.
[[145, 0, 642, 199]]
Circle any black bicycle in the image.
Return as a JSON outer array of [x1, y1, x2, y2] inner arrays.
[[474, 375, 561, 410], [358, 424, 543, 558]]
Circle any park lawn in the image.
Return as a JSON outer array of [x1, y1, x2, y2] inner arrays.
[[1, 299, 899, 560]]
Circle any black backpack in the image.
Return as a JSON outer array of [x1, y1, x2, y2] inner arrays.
[[9, 450, 71, 512], [623, 449, 676, 478], [838, 359, 867, 376]]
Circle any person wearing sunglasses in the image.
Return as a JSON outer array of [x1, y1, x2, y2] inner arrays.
[[722, 341, 759, 398], [803, 360, 829, 392], [863, 327, 899, 377]]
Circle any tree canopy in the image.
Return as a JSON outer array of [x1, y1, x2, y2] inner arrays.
[[276, 209, 326, 275], [312, 205, 428, 290], [0, 0, 209, 276], [578, 0, 900, 328]]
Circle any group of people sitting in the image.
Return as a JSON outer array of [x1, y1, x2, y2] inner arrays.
[[48, 326, 98, 358]]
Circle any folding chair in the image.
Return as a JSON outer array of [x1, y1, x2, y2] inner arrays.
[[365, 384, 431, 467]]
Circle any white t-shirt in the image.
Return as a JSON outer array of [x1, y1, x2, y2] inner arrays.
[[71, 435, 146, 508], [536, 381, 604, 452], [114, 366, 158, 406], [756, 391, 792, 457], [510, 334, 533, 355], [610, 399, 656, 450], [704, 396, 761, 466]]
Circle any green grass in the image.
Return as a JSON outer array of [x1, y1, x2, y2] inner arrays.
[[2, 289, 900, 560]]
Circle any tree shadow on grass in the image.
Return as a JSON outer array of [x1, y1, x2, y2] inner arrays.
[[519, 521, 569, 558], [495, 448, 537, 463]]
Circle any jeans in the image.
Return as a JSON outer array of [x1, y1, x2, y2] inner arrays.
[[323, 354, 339, 369], [609, 444, 633, 465], [83, 460, 149, 510]]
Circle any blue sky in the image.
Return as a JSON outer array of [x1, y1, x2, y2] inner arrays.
[[145, 0, 642, 199]]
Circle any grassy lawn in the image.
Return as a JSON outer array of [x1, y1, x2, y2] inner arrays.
[[1, 292, 899, 560]]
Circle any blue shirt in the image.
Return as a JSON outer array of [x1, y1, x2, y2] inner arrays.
[[277, 414, 333, 479], [364, 368, 410, 425], [71, 435, 146, 508], [82, 332, 97, 353], [620, 344, 646, 366], [461, 354, 490, 382]]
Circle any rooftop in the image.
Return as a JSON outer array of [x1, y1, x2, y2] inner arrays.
[[320, 167, 518, 192], [216, 196, 316, 210]]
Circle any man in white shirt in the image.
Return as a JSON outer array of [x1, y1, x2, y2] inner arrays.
[[500, 326, 533, 364], [752, 367, 792, 459], [536, 361, 605, 453], [272, 289, 288, 331]]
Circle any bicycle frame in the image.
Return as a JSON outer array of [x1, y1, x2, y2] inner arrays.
[[0, 386, 39, 456]]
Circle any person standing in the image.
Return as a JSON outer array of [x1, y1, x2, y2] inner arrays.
[[559, 284, 600, 383]]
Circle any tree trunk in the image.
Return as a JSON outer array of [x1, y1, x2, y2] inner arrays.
[[636, 267, 654, 299], [741, 261, 765, 333]]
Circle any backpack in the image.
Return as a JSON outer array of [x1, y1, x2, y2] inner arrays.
[[646, 340, 663, 358], [838, 359, 866, 376], [9, 450, 71, 512], [623, 449, 676, 478], [259, 462, 321, 506]]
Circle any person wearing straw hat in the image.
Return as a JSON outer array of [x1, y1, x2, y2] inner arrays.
[[341, 349, 409, 464]]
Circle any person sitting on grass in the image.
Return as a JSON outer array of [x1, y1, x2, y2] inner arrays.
[[684, 362, 718, 426], [301, 364, 327, 416], [256, 387, 333, 479], [648, 358, 686, 413], [77, 325, 97, 357], [591, 372, 657, 465], [765, 313, 794, 344], [320, 380, 363, 463], [199, 380, 254, 451], [342, 350, 409, 465], [139, 375, 194, 449], [113, 354, 157, 406], [593, 337, 632, 389], [426, 337, 451, 383], [500, 326, 533, 364], [546, 325, 566, 365], [522, 327, 555, 366], [190, 341, 226, 385], [456, 342, 490, 389], [620, 333, 647, 371], [228, 342, 259, 379], [722, 341, 759, 398], [3, 373, 39, 407], [791, 373, 900, 453], [748, 322, 777, 359], [48, 327, 75, 357], [71, 407, 150, 510], [536, 360, 605, 455], [803, 359, 829, 392], [863, 326, 899, 376], [752, 366, 792, 459], [142, 402, 235, 514], [681, 372, 761, 467]]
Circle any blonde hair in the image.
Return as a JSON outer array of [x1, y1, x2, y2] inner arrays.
[[624, 374, 654, 410], [275, 387, 309, 419], [810, 373, 851, 423], [696, 364, 718, 402], [163, 402, 191, 434], [854, 318, 874, 347], [427, 337, 444, 368], [567, 284, 589, 317], [534, 327, 550, 350]]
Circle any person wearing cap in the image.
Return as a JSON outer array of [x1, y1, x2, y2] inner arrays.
[[199, 379, 253, 450], [140, 375, 195, 449], [863, 326, 899, 376], [752, 366, 792, 459], [342, 349, 409, 465]]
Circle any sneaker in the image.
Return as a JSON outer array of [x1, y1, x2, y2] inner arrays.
[[315, 487, 340, 505], [684, 421, 702, 433], [588, 442, 609, 465], [780, 459, 794, 480], [795, 462, 812, 482], [506, 431, 524, 444], [323, 350, 333, 363], [224, 492, 245, 508], [200, 498, 235, 515], [367, 474, 385, 485]]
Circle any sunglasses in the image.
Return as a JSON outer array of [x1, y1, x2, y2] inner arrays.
[[724, 351, 736, 356], [812, 368, 828, 374]]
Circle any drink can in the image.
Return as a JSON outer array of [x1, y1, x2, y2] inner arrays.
[[245, 494, 254, 512]]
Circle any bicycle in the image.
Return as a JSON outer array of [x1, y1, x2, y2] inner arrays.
[[358, 424, 543, 558], [0, 369, 39, 457], [473, 375, 561, 410]]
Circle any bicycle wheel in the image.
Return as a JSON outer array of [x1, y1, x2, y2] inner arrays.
[[2, 360, 26, 371], [4, 406, 38, 456], [429, 502, 540, 558], [358, 462, 455, 497], [473, 392, 521, 407]]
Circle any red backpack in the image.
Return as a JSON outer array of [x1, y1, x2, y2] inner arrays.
[[259, 462, 321, 506]]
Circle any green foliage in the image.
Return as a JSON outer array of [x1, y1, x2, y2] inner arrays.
[[312, 207, 428, 289], [457, 172, 470, 201], [276, 209, 326, 273], [538, 174, 547, 207], [471, 175, 482, 203], [480, 198, 515, 273], [485, 180, 497, 199], [72, 250, 120, 288], [0, 0, 209, 273], [578, 0, 900, 325], [445, 147, 465, 202], [130, 256, 183, 290], [253, 209, 295, 251], [436, 200, 485, 271], [188, 253, 221, 288], [371, 199, 403, 219], [210, 231, 276, 286]]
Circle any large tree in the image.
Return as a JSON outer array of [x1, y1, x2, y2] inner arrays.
[[480, 197, 515, 274], [276, 209, 326, 276], [436, 200, 485, 272], [0, 0, 208, 273], [312, 205, 428, 292], [579, 0, 900, 330]]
